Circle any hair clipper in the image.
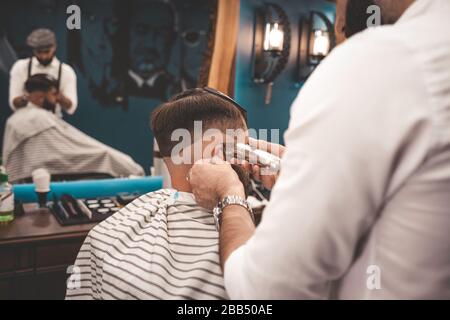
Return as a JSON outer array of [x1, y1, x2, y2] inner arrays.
[[223, 142, 281, 173]]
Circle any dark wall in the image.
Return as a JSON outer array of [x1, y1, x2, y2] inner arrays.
[[235, 0, 336, 143]]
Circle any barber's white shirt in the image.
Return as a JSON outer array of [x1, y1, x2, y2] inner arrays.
[[9, 56, 78, 116], [225, 0, 450, 299]]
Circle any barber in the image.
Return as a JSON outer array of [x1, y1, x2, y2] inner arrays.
[[9, 28, 77, 116], [189, 0, 450, 299]]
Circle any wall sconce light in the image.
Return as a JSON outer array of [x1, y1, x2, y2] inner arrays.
[[253, 3, 291, 104], [298, 11, 335, 81], [263, 22, 284, 52]]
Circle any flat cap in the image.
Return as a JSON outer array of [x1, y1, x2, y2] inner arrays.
[[26, 28, 56, 49]]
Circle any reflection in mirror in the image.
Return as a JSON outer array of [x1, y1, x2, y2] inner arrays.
[[2, 74, 145, 184], [66, 0, 214, 109], [0, 0, 216, 184]]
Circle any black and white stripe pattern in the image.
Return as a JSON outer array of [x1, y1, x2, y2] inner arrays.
[[66, 189, 228, 300], [3, 106, 144, 182]]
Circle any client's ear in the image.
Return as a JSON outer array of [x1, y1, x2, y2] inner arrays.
[[231, 164, 252, 198]]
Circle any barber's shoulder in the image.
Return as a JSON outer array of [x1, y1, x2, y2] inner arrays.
[[10, 58, 30, 74], [332, 26, 410, 68], [62, 63, 77, 79], [310, 25, 419, 93], [293, 26, 424, 121]]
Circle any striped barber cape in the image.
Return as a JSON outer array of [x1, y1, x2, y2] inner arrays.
[[65, 189, 228, 300], [2, 105, 144, 182]]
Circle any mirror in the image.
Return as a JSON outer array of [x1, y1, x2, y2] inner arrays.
[[0, 0, 217, 184]]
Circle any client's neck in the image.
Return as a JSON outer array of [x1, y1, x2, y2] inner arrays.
[[164, 160, 192, 193]]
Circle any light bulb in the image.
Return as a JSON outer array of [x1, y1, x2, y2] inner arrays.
[[312, 30, 330, 57], [269, 23, 284, 51], [264, 23, 284, 52]]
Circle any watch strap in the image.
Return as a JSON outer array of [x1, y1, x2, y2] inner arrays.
[[213, 195, 254, 231]]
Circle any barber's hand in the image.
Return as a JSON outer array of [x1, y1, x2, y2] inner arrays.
[[56, 92, 66, 104], [56, 92, 73, 111], [189, 157, 245, 210], [235, 137, 286, 190]]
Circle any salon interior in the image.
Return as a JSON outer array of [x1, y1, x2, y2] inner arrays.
[[0, 0, 448, 302]]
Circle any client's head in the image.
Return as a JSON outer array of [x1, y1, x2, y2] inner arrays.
[[151, 88, 251, 195], [25, 73, 58, 112]]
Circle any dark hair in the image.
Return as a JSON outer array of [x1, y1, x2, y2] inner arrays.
[[230, 164, 252, 198], [345, 0, 380, 38], [151, 88, 247, 157], [24, 73, 58, 93]]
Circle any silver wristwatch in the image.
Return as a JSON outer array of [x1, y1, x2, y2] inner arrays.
[[213, 195, 254, 232]]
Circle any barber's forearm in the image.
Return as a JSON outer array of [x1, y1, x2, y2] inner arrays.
[[219, 205, 255, 270], [58, 93, 73, 111]]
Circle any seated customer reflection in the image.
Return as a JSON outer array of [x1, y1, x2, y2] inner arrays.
[[2, 74, 144, 183]]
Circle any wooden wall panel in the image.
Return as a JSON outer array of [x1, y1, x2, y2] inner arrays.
[[207, 0, 240, 95]]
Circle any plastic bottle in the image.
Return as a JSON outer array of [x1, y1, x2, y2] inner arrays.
[[0, 172, 14, 225], [0, 157, 5, 174]]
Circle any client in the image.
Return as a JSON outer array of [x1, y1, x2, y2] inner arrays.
[[66, 88, 251, 300], [2, 74, 144, 182]]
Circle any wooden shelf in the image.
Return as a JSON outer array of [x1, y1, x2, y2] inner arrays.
[[0, 204, 97, 300]]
